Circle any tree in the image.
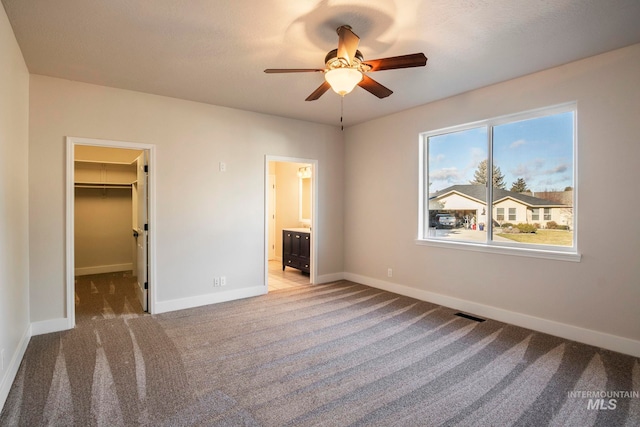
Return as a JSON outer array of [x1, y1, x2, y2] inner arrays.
[[510, 177, 529, 193], [470, 159, 506, 189]]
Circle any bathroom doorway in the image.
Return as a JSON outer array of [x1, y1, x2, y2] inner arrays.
[[265, 156, 318, 291]]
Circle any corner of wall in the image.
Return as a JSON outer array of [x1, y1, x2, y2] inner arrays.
[[0, 324, 31, 410]]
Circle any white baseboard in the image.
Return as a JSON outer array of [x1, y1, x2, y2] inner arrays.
[[154, 285, 267, 314], [31, 317, 73, 336], [0, 324, 31, 410], [344, 272, 640, 358], [75, 263, 133, 276], [316, 272, 345, 284]]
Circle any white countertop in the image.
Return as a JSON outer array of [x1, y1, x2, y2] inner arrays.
[[283, 228, 311, 233]]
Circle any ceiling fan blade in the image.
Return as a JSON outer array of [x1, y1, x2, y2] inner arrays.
[[305, 81, 331, 101], [364, 53, 427, 71], [337, 25, 360, 65], [358, 75, 393, 98], [264, 68, 324, 73]]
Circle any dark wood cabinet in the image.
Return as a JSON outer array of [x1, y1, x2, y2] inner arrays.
[[282, 229, 310, 274]]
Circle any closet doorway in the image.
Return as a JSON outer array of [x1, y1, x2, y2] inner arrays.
[[265, 156, 318, 291], [66, 137, 156, 327]]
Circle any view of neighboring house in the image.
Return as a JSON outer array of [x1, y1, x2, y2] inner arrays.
[[429, 184, 573, 229]]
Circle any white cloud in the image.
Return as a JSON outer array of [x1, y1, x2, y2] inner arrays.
[[510, 139, 526, 149], [469, 147, 485, 165], [434, 154, 445, 163], [509, 158, 544, 181], [431, 167, 462, 182]]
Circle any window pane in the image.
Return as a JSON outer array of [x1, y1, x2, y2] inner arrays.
[[427, 127, 487, 241], [492, 111, 574, 247], [531, 208, 539, 220]]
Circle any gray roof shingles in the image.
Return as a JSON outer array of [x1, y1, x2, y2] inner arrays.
[[429, 184, 568, 207]]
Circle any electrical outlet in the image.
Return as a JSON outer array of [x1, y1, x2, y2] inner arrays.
[[220, 276, 226, 286], [387, 268, 393, 277], [214, 277, 220, 287]]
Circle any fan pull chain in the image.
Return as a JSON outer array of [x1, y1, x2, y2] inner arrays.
[[340, 96, 344, 131]]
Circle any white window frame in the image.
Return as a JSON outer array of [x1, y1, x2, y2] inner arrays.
[[508, 208, 516, 222], [531, 208, 540, 221], [417, 103, 580, 262]]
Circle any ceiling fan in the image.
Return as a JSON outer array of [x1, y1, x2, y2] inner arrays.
[[264, 25, 428, 101]]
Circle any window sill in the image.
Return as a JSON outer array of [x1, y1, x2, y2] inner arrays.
[[415, 238, 581, 262]]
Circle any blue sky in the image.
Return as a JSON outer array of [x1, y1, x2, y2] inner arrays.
[[428, 112, 574, 193]]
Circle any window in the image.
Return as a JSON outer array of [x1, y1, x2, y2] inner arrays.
[[531, 208, 539, 221], [419, 103, 578, 260]]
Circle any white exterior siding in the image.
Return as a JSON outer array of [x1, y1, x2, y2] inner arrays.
[[494, 199, 527, 224], [436, 193, 483, 211], [432, 191, 573, 229]]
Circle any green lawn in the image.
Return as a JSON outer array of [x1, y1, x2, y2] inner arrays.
[[496, 229, 573, 246]]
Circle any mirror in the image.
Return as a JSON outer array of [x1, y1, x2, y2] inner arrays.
[[299, 177, 311, 224], [298, 166, 312, 224]]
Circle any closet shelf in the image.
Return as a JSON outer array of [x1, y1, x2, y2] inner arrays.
[[74, 159, 135, 165], [74, 181, 133, 189]]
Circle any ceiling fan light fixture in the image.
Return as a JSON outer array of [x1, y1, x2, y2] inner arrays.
[[324, 68, 363, 96], [265, 25, 426, 102]]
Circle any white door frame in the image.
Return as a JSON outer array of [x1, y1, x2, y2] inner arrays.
[[268, 173, 277, 261], [134, 151, 149, 312], [264, 155, 318, 288], [66, 137, 157, 328]]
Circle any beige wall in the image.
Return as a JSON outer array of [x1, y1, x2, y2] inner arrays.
[[28, 75, 344, 321], [344, 44, 640, 349], [0, 6, 30, 405]]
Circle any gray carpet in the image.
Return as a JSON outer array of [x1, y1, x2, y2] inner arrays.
[[73, 272, 145, 325], [1, 281, 639, 426]]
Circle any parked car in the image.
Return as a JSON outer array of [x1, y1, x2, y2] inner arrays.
[[436, 213, 457, 228]]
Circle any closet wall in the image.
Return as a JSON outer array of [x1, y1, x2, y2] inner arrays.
[[74, 146, 142, 275]]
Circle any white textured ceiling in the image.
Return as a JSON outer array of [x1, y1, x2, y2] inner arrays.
[[3, 0, 640, 127]]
